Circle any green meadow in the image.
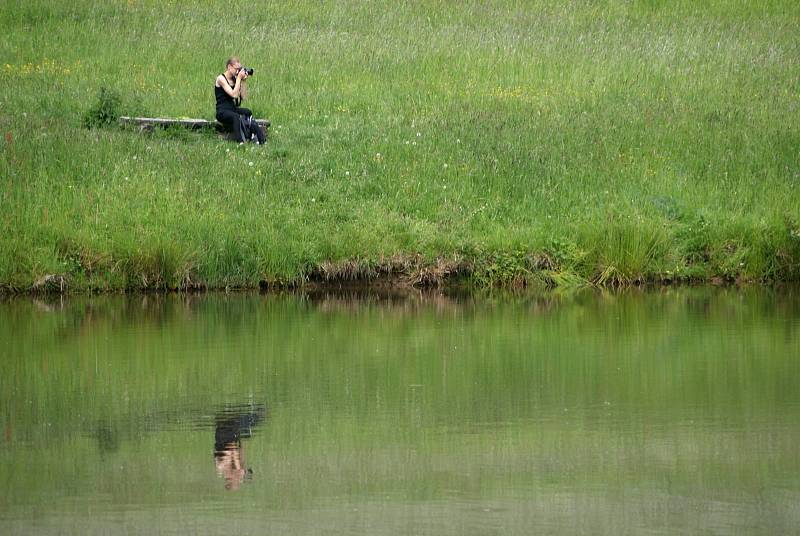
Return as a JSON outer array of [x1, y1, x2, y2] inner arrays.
[[1, 0, 799, 291]]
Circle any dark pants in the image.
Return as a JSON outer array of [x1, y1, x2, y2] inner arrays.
[[216, 107, 265, 144]]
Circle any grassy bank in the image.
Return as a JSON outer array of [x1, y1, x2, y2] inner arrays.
[[1, 0, 799, 291]]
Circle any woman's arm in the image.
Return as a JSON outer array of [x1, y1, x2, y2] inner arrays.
[[216, 74, 242, 99]]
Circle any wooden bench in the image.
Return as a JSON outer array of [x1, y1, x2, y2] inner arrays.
[[119, 116, 271, 132]]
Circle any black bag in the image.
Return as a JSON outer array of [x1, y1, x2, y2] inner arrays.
[[237, 114, 265, 144], [236, 114, 254, 142]]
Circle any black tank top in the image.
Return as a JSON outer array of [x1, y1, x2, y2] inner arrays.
[[215, 75, 239, 111]]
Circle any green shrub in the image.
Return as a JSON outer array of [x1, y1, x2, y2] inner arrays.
[[83, 87, 122, 128]]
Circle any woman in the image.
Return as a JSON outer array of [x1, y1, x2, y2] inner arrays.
[[215, 57, 265, 144]]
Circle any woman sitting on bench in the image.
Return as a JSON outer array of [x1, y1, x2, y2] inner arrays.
[[215, 57, 265, 145]]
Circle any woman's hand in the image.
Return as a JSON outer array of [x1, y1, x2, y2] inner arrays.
[[237, 69, 248, 81]]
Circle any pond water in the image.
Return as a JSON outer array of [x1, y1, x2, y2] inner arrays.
[[1, 288, 799, 534]]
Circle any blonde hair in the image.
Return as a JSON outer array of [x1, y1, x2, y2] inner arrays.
[[226, 56, 240, 68]]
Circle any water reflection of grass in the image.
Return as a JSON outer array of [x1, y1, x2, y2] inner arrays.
[[1, 290, 799, 530], [3, 411, 799, 531], [1, 2, 799, 290], [2, 289, 799, 421]]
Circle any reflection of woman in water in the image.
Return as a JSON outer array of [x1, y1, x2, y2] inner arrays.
[[213, 403, 266, 490], [215, 441, 248, 491]]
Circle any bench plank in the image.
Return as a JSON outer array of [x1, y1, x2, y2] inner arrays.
[[119, 116, 270, 129]]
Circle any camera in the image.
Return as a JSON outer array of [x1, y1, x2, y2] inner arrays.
[[241, 67, 254, 76]]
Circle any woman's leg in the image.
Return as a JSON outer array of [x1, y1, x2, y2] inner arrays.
[[217, 110, 246, 142]]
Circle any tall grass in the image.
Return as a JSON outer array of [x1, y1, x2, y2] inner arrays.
[[1, 0, 798, 290]]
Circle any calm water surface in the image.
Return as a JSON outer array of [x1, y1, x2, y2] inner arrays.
[[1, 288, 799, 534]]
